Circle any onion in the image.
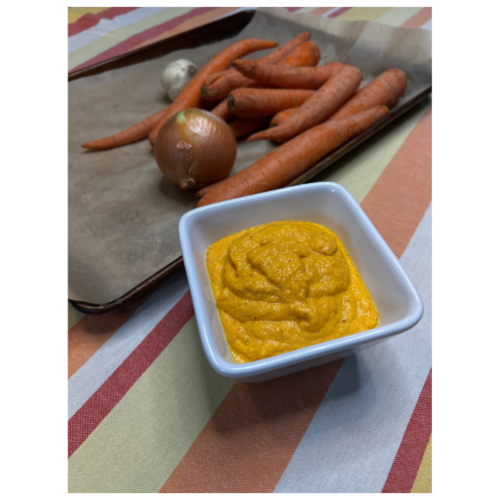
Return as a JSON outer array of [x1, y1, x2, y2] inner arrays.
[[154, 109, 237, 190]]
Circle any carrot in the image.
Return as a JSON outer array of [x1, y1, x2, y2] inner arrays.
[[195, 185, 212, 198], [81, 108, 168, 150], [229, 117, 271, 139], [210, 99, 234, 121], [227, 88, 314, 119], [203, 71, 229, 88], [257, 32, 311, 64], [233, 60, 345, 89], [276, 41, 320, 69], [247, 65, 362, 143], [201, 32, 311, 101], [270, 108, 299, 127], [196, 106, 389, 206], [201, 70, 255, 102], [330, 68, 407, 120], [268, 69, 407, 128]]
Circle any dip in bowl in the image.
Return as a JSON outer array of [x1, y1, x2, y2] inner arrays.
[[179, 182, 423, 382], [206, 220, 379, 363]]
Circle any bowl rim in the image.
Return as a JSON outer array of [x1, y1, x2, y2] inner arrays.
[[179, 182, 423, 378]]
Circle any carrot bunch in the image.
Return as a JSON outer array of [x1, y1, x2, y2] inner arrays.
[[80, 32, 407, 207], [196, 47, 408, 206]]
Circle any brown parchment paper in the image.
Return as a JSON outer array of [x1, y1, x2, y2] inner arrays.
[[68, 7, 431, 304]]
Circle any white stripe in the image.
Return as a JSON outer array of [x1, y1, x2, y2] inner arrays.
[[275, 203, 432, 493], [421, 18, 432, 30], [322, 8, 344, 17], [68, 269, 189, 420], [68, 7, 169, 54]]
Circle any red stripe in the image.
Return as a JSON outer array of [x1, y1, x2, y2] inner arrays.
[[69, 7, 219, 74], [401, 7, 432, 29], [286, 7, 303, 12], [328, 7, 352, 17], [68, 291, 194, 458], [68, 7, 139, 37], [382, 368, 432, 493]]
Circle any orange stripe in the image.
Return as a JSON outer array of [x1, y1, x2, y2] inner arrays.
[[68, 296, 148, 378], [361, 106, 432, 259], [309, 7, 336, 16], [133, 8, 240, 50], [160, 360, 344, 493], [401, 7, 432, 29]]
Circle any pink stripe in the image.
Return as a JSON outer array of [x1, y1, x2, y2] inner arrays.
[[69, 7, 220, 74], [68, 7, 139, 37], [382, 368, 432, 492], [286, 7, 303, 12], [68, 292, 194, 458], [328, 7, 352, 17]]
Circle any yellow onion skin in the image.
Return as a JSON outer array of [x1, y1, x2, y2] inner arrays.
[[154, 108, 237, 189]]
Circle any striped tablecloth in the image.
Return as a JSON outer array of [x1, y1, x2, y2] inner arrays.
[[68, 7, 432, 493]]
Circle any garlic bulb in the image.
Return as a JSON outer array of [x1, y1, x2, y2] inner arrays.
[[160, 59, 197, 101]]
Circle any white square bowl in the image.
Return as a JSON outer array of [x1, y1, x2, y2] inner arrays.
[[178, 182, 423, 383]]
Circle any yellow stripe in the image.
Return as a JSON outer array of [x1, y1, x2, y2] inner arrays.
[[68, 302, 84, 330], [375, 7, 423, 27], [68, 317, 235, 493], [411, 434, 432, 493], [308, 7, 335, 16], [339, 7, 393, 21], [68, 7, 194, 71], [312, 101, 430, 204], [68, 7, 110, 24], [297, 7, 320, 15]]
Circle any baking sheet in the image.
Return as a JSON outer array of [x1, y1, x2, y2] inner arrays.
[[68, 7, 431, 304]]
